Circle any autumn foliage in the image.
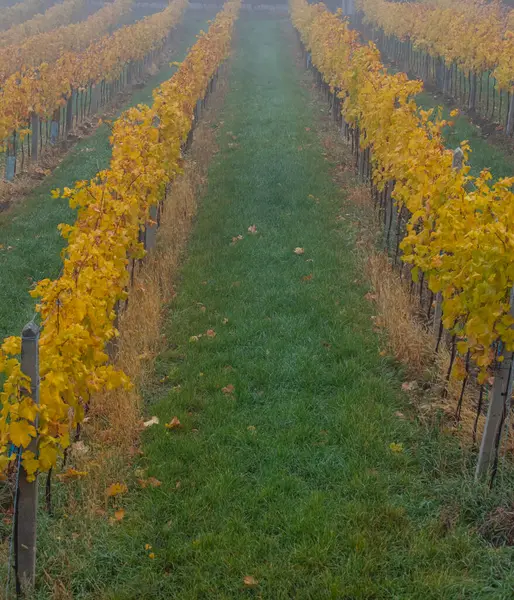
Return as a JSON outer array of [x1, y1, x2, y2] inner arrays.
[[291, 0, 514, 380], [0, 0, 132, 82], [0, 0, 186, 146], [0, 0, 241, 479], [0, 0, 55, 33], [357, 0, 514, 92], [0, 0, 86, 49]]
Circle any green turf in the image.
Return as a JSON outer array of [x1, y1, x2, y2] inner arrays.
[[415, 90, 514, 180], [29, 17, 514, 599], [0, 10, 215, 342]]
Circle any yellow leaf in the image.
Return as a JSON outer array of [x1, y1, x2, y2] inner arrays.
[[106, 482, 128, 497], [243, 576, 259, 588], [165, 417, 182, 430], [389, 442, 404, 453], [9, 421, 36, 448]]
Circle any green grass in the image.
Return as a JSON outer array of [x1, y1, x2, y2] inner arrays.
[[0, 10, 215, 342], [31, 17, 514, 599], [415, 90, 514, 180]]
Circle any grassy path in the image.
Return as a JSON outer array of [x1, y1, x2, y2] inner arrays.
[[45, 17, 514, 600], [0, 10, 214, 341]]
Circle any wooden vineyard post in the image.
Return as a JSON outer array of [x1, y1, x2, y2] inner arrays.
[[30, 114, 39, 164], [50, 109, 60, 146], [506, 91, 514, 137], [91, 84, 101, 114], [5, 133, 16, 181], [433, 147, 464, 336], [14, 322, 40, 597], [145, 205, 158, 252], [66, 92, 74, 136], [476, 287, 514, 481]]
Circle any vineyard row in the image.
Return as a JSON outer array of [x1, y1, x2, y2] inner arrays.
[[0, 0, 132, 82], [0, 0, 186, 179], [291, 0, 514, 479], [0, 0, 88, 49], [355, 0, 514, 135], [0, 0, 240, 485], [0, 0, 54, 32]]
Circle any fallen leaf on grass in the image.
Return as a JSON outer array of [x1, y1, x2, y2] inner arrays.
[[231, 234, 244, 245], [401, 381, 417, 392], [247, 425, 256, 432], [143, 416, 160, 428], [243, 576, 259, 588], [106, 483, 128, 497], [114, 509, 125, 522], [206, 329, 216, 338], [138, 477, 162, 488], [57, 468, 88, 482], [222, 384, 235, 395], [395, 411, 406, 419], [222, 318, 229, 325], [294, 247, 305, 255], [189, 335, 201, 343], [71, 441, 89, 454], [165, 417, 182, 430], [302, 274, 313, 281], [247, 224, 257, 234]]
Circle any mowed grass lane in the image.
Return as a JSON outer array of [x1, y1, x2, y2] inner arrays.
[[47, 17, 514, 600]]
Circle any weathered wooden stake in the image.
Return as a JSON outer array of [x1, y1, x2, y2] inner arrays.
[[30, 114, 39, 164], [145, 205, 158, 251], [65, 92, 74, 135], [5, 133, 17, 181], [50, 109, 60, 145], [476, 287, 514, 481], [15, 322, 40, 597], [506, 92, 514, 137]]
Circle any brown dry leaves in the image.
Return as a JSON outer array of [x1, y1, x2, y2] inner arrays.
[[165, 417, 182, 430]]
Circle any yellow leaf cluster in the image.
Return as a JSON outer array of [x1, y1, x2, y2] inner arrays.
[[0, 0, 188, 143], [358, 0, 514, 91], [0, 0, 86, 49], [0, 0, 132, 84], [292, 0, 514, 381], [0, 0, 240, 480], [0, 0, 53, 33]]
